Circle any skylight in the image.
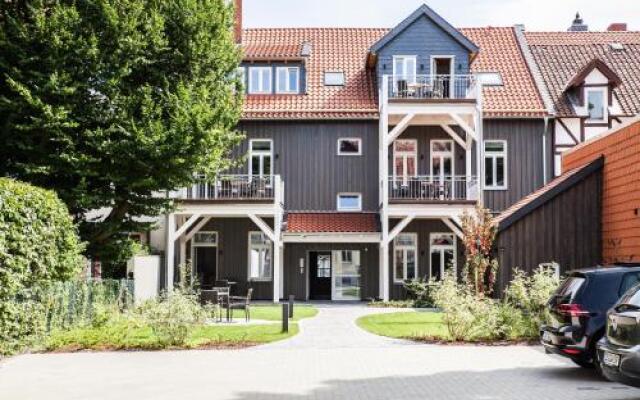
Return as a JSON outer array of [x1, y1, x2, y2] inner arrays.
[[477, 72, 504, 86]]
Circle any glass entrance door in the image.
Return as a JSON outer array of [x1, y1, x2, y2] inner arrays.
[[331, 250, 361, 301]]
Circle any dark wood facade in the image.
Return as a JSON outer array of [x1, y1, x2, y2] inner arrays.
[[483, 119, 553, 213], [495, 160, 603, 293], [236, 120, 379, 212]]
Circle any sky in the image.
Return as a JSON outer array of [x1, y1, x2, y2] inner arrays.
[[243, 0, 639, 31]]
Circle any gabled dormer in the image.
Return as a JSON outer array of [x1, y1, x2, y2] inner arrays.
[[368, 4, 479, 100], [564, 58, 622, 123]]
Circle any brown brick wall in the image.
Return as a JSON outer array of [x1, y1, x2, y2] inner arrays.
[[563, 119, 640, 263]]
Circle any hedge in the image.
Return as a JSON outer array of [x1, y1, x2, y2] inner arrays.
[[0, 178, 84, 352]]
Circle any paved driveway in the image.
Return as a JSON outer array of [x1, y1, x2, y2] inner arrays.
[[1, 304, 638, 400]]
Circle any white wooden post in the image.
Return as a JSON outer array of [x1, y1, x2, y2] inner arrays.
[[379, 75, 390, 302], [466, 136, 473, 200], [165, 213, 175, 291]]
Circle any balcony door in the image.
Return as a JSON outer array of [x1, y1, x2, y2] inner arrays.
[[393, 56, 417, 94], [393, 139, 417, 186], [249, 139, 273, 187], [430, 140, 454, 199], [431, 56, 454, 98]]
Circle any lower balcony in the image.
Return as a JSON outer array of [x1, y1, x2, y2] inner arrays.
[[175, 175, 280, 204], [388, 176, 478, 204]]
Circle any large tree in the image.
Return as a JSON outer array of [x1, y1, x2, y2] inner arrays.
[[0, 0, 243, 263]]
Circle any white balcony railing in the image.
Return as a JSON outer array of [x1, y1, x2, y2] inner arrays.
[[176, 174, 282, 203], [388, 175, 478, 202], [385, 74, 477, 101]]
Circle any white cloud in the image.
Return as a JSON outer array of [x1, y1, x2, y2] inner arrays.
[[243, 0, 639, 31]]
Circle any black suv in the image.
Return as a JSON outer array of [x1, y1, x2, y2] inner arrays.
[[597, 284, 640, 387], [541, 266, 640, 369]]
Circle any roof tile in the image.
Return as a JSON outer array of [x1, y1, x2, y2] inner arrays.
[[286, 212, 379, 233]]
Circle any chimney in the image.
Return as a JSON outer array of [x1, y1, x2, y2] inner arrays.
[[234, 0, 242, 44], [568, 12, 588, 32], [607, 23, 627, 32]]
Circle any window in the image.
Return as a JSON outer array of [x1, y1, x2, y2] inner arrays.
[[340, 250, 353, 263], [619, 273, 640, 296], [337, 138, 362, 156], [249, 139, 273, 178], [248, 66, 272, 94], [324, 71, 345, 86], [248, 232, 272, 281], [477, 72, 503, 86], [393, 139, 417, 186], [192, 232, 218, 246], [394, 233, 417, 283], [393, 56, 417, 83], [430, 233, 456, 281], [316, 254, 331, 278], [276, 67, 299, 94], [430, 140, 454, 182], [235, 67, 246, 92], [586, 88, 606, 122], [337, 193, 362, 211], [484, 140, 507, 190]]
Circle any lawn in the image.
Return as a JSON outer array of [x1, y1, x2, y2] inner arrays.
[[44, 304, 317, 352], [228, 304, 318, 322], [356, 311, 449, 340]]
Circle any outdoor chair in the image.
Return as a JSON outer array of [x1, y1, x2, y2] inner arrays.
[[226, 288, 253, 322], [214, 279, 229, 288]]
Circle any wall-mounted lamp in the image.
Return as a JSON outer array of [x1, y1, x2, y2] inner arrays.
[[420, 64, 425, 71], [383, 64, 387, 70]]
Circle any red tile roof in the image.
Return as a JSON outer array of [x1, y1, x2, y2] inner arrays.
[[525, 31, 640, 117], [242, 28, 385, 120], [461, 27, 547, 118], [286, 212, 379, 233], [241, 27, 547, 119]]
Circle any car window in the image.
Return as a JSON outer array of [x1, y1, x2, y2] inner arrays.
[[619, 272, 640, 296], [618, 285, 640, 307], [552, 276, 585, 304]]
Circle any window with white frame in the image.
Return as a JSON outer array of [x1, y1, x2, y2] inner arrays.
[[429, 233, 455, 281], [248, 66, 272, 94], [248, 232, 272, 281], [393, 139, 417, 186], [276, 66, 299, 94], [484, 140, 507, 190], [249, 139, 273, 178], [394, 233, 417, 283], [192, 231, 218, 246], [324, 71, 345, 86], [337, 193, 362, 211], [393, 56, 417, 84], [337, 138, 362, 156], [586, 87, 607, 122]]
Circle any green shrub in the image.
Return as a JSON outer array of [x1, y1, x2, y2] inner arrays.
[[504, 268, 559, 338], [0, 178, 84, 354], [403, 278, 436, 308], [431, 268, 560, 342], [138, 291, 206, 346]]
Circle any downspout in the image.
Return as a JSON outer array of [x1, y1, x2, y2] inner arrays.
[[514, 24, 556, 184]]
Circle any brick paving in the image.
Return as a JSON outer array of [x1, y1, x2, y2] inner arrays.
[[0, 304, 638, 400]]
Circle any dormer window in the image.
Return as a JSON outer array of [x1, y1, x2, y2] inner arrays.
[[276, 67, 299, 94], [586, 87, 606, 122], [248, 66, 272, 94]]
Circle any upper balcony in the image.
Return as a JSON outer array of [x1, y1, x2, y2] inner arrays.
[[172, 175, 284, 213], [388, 175, 478, 204], [385, 74, 478, 103]]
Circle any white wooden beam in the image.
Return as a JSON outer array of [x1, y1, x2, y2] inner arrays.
[[386, 113, 415, 146], [184, 216, 213, 242], [440, 124, 468, 150], [386, 214, 415, 245], [173, 213, 202, 241], [247, 213, 275, 243], [449, 113, 477, 141], [441, 217, 464, 240]]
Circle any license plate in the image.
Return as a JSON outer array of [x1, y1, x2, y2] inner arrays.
[[603, 351, 620, 367], [542, 331, 552, 343]]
